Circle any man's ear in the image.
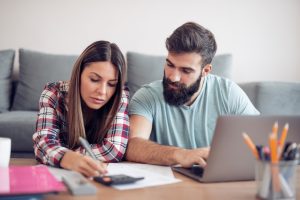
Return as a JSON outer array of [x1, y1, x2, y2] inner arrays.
[[202, 64, 212, 76]]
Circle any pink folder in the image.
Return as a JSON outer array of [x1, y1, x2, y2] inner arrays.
[[0, 165, 66, 196]]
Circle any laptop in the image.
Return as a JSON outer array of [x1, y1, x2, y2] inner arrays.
[[172, 115, 300, 182]]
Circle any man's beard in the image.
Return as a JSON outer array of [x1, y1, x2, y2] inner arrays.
[[163, 74, 202, 106]]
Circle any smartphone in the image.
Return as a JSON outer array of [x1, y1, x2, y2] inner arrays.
[[94, 174, 144, 186]]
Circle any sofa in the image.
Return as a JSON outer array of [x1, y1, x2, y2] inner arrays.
[[0, 49, 300, 158]]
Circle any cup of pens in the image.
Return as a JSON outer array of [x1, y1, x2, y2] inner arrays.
[[255, 159, 297, 200], [243, 122, 300, 200]]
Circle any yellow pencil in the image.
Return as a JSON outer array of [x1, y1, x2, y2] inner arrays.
[[269, 132, 278, 164], [242, 132, 259, 160], [278, 123, 289, 160], [272, 121, 278, 138], [269, 132, 281, 192]]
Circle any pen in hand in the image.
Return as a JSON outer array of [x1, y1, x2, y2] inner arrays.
[[79, 136, 98, 160], [79, 136, 108, 176]]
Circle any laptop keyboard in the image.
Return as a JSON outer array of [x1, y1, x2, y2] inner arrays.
[[173, 165, 204, 178], [190, 165, 204, 177]]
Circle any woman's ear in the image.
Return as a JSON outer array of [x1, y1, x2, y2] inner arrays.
[[202, 64, 212, 76]]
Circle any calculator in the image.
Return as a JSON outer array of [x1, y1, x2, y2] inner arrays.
[[94, 174, 144, 186]]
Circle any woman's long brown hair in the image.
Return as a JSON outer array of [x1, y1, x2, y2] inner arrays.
[[67, 41, 126, 149]]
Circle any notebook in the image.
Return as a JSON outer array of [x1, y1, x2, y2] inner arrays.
[[172, 115, 300, 182], [0, 165, 66, 196]]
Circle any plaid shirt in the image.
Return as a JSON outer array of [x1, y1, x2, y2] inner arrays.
[[33, 81, 129, 167]]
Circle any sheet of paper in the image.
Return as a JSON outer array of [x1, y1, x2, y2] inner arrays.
[[117, 162, 175, 177], [107, 163, 181, 190]]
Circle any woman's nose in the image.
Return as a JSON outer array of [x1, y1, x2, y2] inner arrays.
[[97, 84, 106, 95]]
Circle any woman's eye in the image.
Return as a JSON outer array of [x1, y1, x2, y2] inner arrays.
[[108, 83, 117, 87], [90, 78, 99, 82]]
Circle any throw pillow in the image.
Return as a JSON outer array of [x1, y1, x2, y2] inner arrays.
[[0, 49, 15, 112], [12, 49, 77, 111]]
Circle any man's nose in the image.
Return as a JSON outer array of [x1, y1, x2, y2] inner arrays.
[[168, 70, 181, 82]]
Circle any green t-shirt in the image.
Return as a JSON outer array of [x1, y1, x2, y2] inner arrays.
[[129, 74, 259, 149]]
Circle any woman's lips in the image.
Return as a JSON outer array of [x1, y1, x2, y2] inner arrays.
[[90, 97, 105, 104]]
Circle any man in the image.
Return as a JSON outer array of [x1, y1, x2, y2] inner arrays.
[[126, 22, 259, 167]]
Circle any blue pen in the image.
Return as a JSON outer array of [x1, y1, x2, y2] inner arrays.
[[79, 137, 98, 160], [256, 145, 264, 160], [262, 146, 270, 161]]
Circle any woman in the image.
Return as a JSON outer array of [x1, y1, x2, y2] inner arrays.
[[33, 41, 129, 177]]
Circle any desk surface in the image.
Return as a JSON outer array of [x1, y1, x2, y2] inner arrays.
[[9, 158, 300, 200]]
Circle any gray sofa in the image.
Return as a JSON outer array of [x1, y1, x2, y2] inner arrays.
[[0, 49, 300, 157]]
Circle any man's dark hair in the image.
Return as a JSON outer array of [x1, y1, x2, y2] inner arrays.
[[166, 22, 217, 67]]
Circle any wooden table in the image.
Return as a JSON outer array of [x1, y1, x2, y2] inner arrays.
[[9, 158, 300, 200]]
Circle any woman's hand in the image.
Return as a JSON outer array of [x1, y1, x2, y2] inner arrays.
[[60, 151, 107, 177]]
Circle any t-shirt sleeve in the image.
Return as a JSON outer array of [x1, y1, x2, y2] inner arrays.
[[129, 87, 155, 123], [228, 82, 260, 115]]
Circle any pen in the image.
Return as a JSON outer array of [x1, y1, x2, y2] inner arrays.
[[263, 146, 270, 161], [79, 136, 98, 160], [283, 142, 297, 160], [256, 145, 264, 160], [242, 132, 259, 159]]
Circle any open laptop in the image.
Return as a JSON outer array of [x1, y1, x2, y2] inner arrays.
[[172, 115, 300, 182]]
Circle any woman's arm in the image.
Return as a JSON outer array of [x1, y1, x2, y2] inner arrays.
[[33, 83, 107, 177], [32, 83, 69, 167], [77, 89, 130, 162]]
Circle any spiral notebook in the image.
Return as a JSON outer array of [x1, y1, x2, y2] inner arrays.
[[0, 165, 66, 196]]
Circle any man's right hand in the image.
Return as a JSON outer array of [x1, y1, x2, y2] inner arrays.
[[60, 151, 107, 177], [173, 147, 210, 168]]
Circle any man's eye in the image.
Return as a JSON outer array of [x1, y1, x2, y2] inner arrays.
[[182, 69, 191, 74], [167, 63, 174, 68]]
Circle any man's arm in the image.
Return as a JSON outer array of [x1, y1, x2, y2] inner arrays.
[[125, 115, 209, 167]]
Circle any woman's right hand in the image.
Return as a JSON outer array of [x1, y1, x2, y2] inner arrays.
[[60, 151, 107, 177]]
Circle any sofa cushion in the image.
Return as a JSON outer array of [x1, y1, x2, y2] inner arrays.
[[238, 82, 258, 107], [0, 111, 37, 152], [126, 52, 233, 97], [12, 49, 77, 111], [0, 49, 15, 112], [255, 82, 300, 115]]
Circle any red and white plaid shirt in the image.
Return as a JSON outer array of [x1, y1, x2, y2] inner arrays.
[[33, 81, 129, 167]]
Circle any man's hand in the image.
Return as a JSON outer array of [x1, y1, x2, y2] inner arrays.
[[60, 151, 107, 177], [173, 147, 210, 168]]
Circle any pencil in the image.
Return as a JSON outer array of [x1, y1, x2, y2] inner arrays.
[[269, 133, 278, 164], [269, 132, 281, 192], [272, 121, 278, 138], [278, 123, 289, 160], [242, 132, 259, 160]]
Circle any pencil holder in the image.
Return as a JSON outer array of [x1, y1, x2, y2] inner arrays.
[[255, 160, 297, 200]]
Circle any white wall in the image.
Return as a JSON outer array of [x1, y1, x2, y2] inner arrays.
[[1, 0, 299, 83]]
